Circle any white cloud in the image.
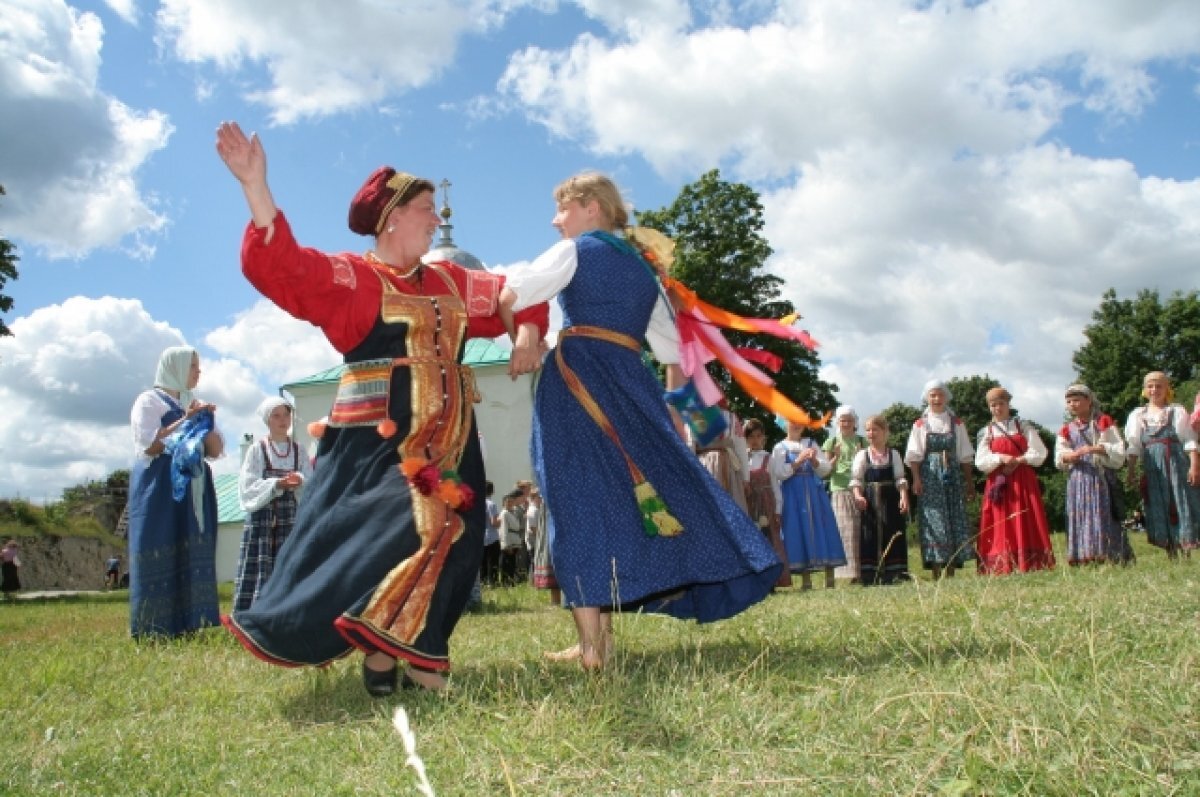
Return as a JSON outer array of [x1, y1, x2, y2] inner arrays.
[[103, 0, 138, 26], [0, 297, 282, 500], [0, 0, 172, 259], [154, 0, 547, 125], [497, 0, 1200, 428], [204, 299, 341, 387]]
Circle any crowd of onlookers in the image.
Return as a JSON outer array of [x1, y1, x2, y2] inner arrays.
[[482, 370, 1198, 600]]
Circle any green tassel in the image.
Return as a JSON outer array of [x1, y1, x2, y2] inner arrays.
[[634, 480, 683, 537]]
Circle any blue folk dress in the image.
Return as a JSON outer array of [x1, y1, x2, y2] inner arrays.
[[773, 439, 847, 573], [127, 390, 219, 638], [1134, 407, 1200, 553], [909, 415, 976, 569], [532, 233, 781, 622]]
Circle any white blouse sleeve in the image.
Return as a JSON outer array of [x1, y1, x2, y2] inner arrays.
[[130, 390, 165, 459], [506, 239, 578, 311], [1098, 422, 1126, 468], [904, 424, 926, 464], [1023, 425, 1048, 467], [849, 450, 868, 488], [891, 450, 909, 487], [1172, 405, 1198, 452], [769, 442, 793, 481], [1124, 409, 1144, 459], [954, 422, 975, 463], [975, 427, 1000, 474], [1054, 430, 1071, 471], [644, 294, 680, 364], [238, 441, 279, 513]]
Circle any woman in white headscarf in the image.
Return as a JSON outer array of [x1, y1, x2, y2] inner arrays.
[[127, 345, 224, 638], [905, 379, 976, 578], [234, 396, 313, 611]]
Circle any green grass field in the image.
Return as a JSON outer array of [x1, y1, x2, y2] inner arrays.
[[2, 536, 1197, 796]]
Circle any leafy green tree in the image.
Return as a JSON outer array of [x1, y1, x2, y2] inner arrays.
[[879, 402, 921, 456], [1073, 289, 1200, 422], [0, 184, 19, 338], [945, 374, 1004, 437], [636, 170, 838, 427]]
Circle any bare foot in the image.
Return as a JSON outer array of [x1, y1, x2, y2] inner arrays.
[[543, 644, 582, 662], [403, 666, 449, 691], [579, 646, 605, 672]]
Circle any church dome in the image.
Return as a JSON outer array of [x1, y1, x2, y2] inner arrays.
[[423, 179, 486, 271]]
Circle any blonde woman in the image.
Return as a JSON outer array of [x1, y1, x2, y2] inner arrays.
[[499, 172, 781, 670], [850, 415, 911, 585], [1124, 371, 1200, 557]]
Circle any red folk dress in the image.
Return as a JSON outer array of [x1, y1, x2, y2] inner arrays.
[[977, 420, 1055, 574]]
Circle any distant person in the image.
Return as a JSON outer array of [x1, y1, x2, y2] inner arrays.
[[481, 481, 501, 586], [689, 404, 751, 514], [1124, 371, 1200, 558], [529, 490, 560, 604], [771, 417, 846, 590], [823, 405, 866, 583], [105, 554, 122, 590], [905, 380, 976, 579], [127, 345, 223, 638], [2, 540, 21, 596], [499, 490, 526, 586], [743, 418, 791, 588], [974, 387, 1055, 574], [850, 415, 912, 585], [1055, 384, 1132, 565], [233, 397, 313, 612]]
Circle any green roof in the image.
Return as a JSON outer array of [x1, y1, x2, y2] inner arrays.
[[214, 473, 244, 525], [282, 337, 511, 390]]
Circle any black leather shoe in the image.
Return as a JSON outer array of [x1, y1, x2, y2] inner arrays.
[[362, 660, 398, 697]]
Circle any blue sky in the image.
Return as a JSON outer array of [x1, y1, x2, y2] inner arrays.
[[1, 0, 1199, 500]]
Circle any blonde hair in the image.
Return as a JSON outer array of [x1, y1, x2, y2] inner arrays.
[[985, 386, 1012, 403], [553, 172, 628, 230], [1142, 371, 1175, 403], [864, 414, 889, 432]]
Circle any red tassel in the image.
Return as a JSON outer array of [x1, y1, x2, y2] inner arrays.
[[307, 419, 328, 439]]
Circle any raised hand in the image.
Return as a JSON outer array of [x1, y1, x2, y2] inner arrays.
[[215, 121, 266, 185]]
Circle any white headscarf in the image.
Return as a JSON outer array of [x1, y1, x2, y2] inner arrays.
[[154, 346, 197, 409], [921, 379, 951, 405], [153, 345, 208, 527], [834, 405, 857, 422], [256, 396, 292, 426]]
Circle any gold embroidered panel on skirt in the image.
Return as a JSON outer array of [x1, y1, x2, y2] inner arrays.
[[360, 273, 474, 646]]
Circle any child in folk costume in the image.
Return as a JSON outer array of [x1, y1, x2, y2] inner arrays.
[[905, 380, 976, 578], [850, 414, 911, 585], [743, 418, 792, 588], [1124, 371, 1200, 558], [771, 417, 846, 589], [822, 405, 866, 582], [234, 397, 313, 612], [974, 387, 1055, 574], [1055, 384, 1132, 565]]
